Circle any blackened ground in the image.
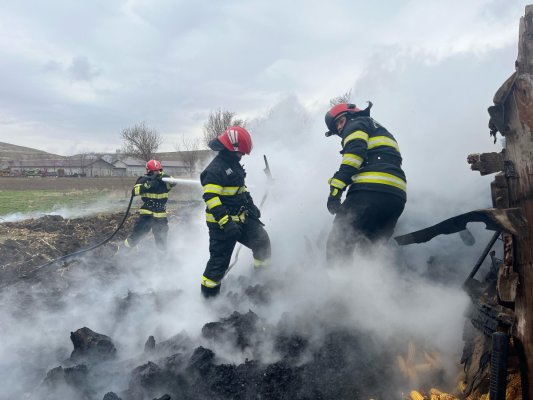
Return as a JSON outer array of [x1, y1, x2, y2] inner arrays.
[[0, 201, 199, 287], [0, 212, 411, 400], [0, 212, 134, 286], [40, 311, 402, 400]]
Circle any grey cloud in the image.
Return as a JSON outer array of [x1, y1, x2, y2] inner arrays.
[[67, 56, 100, 81], [0, 0, 530, 155]]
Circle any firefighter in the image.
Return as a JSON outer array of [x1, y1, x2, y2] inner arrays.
[[200, 126, 271, 298], [124, 159, 176, 252], [324, 102, 406, 261]]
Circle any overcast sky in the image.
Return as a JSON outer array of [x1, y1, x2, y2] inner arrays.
[[0, 0, 529, 155]]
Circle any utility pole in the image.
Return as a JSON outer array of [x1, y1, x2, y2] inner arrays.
[[490, 5, 533, 396]]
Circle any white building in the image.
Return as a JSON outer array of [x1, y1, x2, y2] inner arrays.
[[112, 158, 189, 177], [8, 157, 116, 177]]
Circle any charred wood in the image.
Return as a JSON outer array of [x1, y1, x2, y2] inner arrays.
[[69, 327, 117, 363], [144, 336, 156, 353], [394, 208, 528, 245], [103, 393, 122, 400], [201, 310, 260, 350], [491, 173, 510, 209], [468, 152, 505, 175]]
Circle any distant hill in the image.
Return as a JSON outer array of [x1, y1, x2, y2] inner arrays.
[[0, 142, 65, 164], [0, 142, 213, 169]]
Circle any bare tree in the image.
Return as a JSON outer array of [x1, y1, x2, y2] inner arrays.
[[329, 89, 352, 107], [174, 134, 202, 174], [202, 109, 245, 147], [121, 122, 162, 161]]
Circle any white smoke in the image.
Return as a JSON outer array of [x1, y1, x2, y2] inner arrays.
[[0, 47, 510, 398], [0, 194, 129, 223]]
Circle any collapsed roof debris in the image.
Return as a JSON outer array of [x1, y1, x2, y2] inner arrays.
[[395, 5, 533, 399]]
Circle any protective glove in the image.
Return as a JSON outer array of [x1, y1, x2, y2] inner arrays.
[[131, 182, 142, 196], [327, 195, 342, 215], [248, 203, 261, 219], [245, 193, 260, 219], [327, 187, 343, 215], [222, 220, 241, 240]]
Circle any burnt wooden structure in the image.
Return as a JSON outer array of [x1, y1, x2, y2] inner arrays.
[[469, 5, 533, 397]]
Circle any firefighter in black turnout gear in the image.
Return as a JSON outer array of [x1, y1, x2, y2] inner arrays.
[[124, 159, 176, 252], [325, 102, 406, 261], [200, 126, 271, 298]]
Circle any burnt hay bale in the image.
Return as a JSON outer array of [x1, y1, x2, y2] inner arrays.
[[201, 310, 259, 350], [69, 327, 116, 363]]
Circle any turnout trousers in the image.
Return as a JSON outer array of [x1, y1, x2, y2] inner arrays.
[[326, 190, 405, 263], [126, 214, 169, 251], [201, 218, 271, 298]]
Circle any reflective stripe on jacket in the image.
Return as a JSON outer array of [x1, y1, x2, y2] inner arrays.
[[330, 116, 406, 200], [200, 151, 258, 229], [133, 172, 174, 217]]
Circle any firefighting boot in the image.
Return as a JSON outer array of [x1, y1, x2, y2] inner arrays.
[[253, 257, 270, 272], [201, 284, 221, 299]]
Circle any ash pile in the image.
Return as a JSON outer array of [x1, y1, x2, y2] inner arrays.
[[0, 213, 464, 400], [38, 300, 400, 400]]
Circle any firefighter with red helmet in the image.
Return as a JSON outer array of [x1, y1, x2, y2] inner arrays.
[[200, 126, 271, 298], [124, 159, 176, 251], [324, 102, 406, 261]]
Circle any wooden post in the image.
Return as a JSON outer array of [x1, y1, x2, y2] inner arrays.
[[500, 5, 533, 396]]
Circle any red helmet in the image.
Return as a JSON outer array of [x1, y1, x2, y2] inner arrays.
[[325, 103, 361, 137], [217, 126, 253, 155], [146, 159, 162, 171]]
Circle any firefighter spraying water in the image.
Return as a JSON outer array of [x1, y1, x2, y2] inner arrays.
[[123, 159, 176, 252]]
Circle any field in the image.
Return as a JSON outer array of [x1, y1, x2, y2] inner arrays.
[[0, 177, 134, 216], [0, 176, 136, 191], [0, 176, 201, 216]]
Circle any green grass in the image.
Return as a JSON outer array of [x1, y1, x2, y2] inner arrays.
[[0, 190, 105, 216]]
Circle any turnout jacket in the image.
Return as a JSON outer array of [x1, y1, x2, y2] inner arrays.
[[329, 116, 407, 200], [133, 172, 174, 217], [200, 151, 259, 229]]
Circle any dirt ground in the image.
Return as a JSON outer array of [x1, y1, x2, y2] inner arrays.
[[0, 198, 202, 288], [0, 212, 132, 286]]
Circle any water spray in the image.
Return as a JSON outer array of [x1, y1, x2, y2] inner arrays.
[[162, 177, 201, 185]]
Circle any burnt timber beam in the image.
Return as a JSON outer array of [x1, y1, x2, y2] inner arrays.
[[487, 5, 533, 396], [394, 208, 528, 246], [467, 152, 505, 175]]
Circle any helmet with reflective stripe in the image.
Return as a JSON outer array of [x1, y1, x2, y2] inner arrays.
[[216, 126, 253, 155], [146, 159, 162, 171], [325, 102, 373, 137]]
